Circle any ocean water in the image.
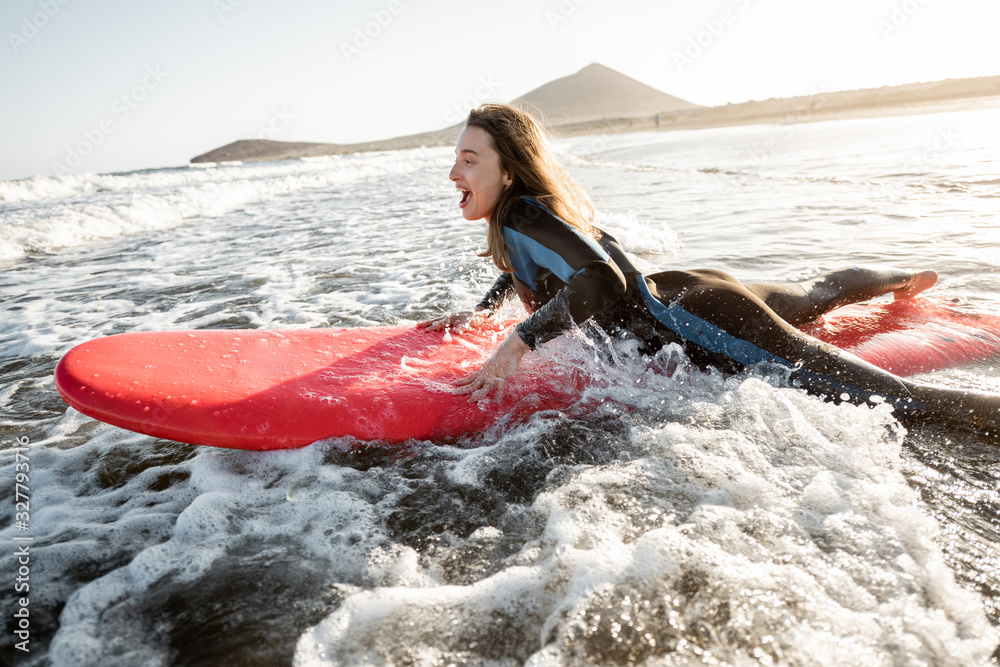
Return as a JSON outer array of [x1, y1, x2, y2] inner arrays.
[[2, 105, 1000, 666]]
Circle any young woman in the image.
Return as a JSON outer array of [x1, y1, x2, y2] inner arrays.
[[419, 103, 998, 431]]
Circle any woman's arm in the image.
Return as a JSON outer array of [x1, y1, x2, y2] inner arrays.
[[453, 264, 625, 401], [452, 330, 529, 401], [455, 262, 626, 402], [515, 263, 625, 349], [417, 273, 515, 331], [476, 272, 515, 312]]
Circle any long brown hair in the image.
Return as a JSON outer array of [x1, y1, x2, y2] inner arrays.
[[465, 103, 596, 273]]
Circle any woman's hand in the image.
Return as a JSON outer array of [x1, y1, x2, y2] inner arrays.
[[453, 332, 530, 402], [417, 309, 488, 332]]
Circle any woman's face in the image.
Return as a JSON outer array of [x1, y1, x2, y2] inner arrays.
[[449, 126, 511, 222]]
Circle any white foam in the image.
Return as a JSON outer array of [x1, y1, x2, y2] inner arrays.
[[292, 373, 996, 665], [0, 148, 449, 262], [280, 338, 997, 665], [595, 209, 682, 260]]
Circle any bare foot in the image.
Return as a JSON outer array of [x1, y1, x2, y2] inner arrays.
[[893, 270, 938, 300]]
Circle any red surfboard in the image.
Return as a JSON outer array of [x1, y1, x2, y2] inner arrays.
[[800, 298, 1000, 376], [54, 320, 583, 450], [54, 298, 1000, 449]]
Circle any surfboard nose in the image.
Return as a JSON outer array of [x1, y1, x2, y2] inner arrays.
[[54, 338, 102, 416]]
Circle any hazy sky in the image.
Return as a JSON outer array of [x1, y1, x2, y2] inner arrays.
[[1, 0, 997, 180]]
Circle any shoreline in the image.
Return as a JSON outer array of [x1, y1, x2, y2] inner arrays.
[[553, 94, 1000, 140]]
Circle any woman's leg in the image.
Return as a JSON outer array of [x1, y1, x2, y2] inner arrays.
[[743, 267, 938, 326], [644, 270, 998, 433]]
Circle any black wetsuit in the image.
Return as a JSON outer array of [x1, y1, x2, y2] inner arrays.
[[477, 196, 1000, 431]]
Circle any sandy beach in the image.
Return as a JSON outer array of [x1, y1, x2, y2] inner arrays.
[[191, 64, 1000, 165]]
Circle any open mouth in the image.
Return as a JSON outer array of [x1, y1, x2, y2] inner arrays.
[[459, 189, 471, 208]]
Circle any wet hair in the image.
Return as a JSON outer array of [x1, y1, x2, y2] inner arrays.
[[465, 103, 596, 273]]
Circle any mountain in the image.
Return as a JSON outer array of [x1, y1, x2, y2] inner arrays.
[[515, 63, 699, 125]]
